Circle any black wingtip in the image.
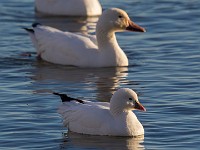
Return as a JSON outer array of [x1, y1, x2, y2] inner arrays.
[[23, 27, 34, 33], [53, 92, 84, 104], [53, 92, 60, 96], [32, 22, 42, 28], [53, 92, 64, 97], [53, 92, 71, 102]]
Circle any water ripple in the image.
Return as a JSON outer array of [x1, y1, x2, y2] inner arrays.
[[0, 0, 200, 149]]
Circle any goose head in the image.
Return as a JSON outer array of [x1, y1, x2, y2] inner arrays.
[[110, 88, 146, 115], [96, 8, 146, 33]]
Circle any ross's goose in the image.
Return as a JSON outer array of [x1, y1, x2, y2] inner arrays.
[[25, 8, 146, 67], [35, 0, 102, 16], [55, 88, 146, 136]]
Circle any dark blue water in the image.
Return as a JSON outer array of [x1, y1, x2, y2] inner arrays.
[[0, 0, 200, 149]]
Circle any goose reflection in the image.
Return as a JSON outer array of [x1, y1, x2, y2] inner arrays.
[[34, 15, 99, 33], [31, 62, 129, 101], [60, 131, 145, 150]]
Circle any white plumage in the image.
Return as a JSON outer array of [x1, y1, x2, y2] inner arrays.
[[35, 0, 102, 16], [25, 8, 146, 67], [55, 88, 146, 137]]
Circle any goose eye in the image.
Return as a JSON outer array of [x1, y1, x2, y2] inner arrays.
[[118, 15, 123, 18], [129, 98, 132, 101]]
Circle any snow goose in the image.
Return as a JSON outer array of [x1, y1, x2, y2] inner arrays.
[[55, 88, 146, 136], [35, 0, 102, 16], [25, 8, 146, 67]]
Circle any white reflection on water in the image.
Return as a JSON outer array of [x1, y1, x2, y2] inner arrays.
[[60, 131, 144, 150], [34, 15, 99, 33], [30, 62, 129, 101]]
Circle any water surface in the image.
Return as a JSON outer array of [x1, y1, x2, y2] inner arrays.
[[0, 0, 200, 149]]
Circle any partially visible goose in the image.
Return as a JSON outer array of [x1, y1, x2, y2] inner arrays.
[[35, 0, 102, 16], [25, 8, 146, 67], [55, 88, 146, 136]]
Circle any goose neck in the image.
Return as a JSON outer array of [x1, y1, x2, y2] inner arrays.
[[110, 104, 129, 117], [96, 28, 118, 49]]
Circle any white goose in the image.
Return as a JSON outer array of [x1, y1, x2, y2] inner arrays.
[[25, 8, 146, 67], [55, 88, 146, 136], [35, 0, 102, 16]]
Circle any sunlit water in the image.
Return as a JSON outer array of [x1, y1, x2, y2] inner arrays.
[[0, 0, 200, 149]]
